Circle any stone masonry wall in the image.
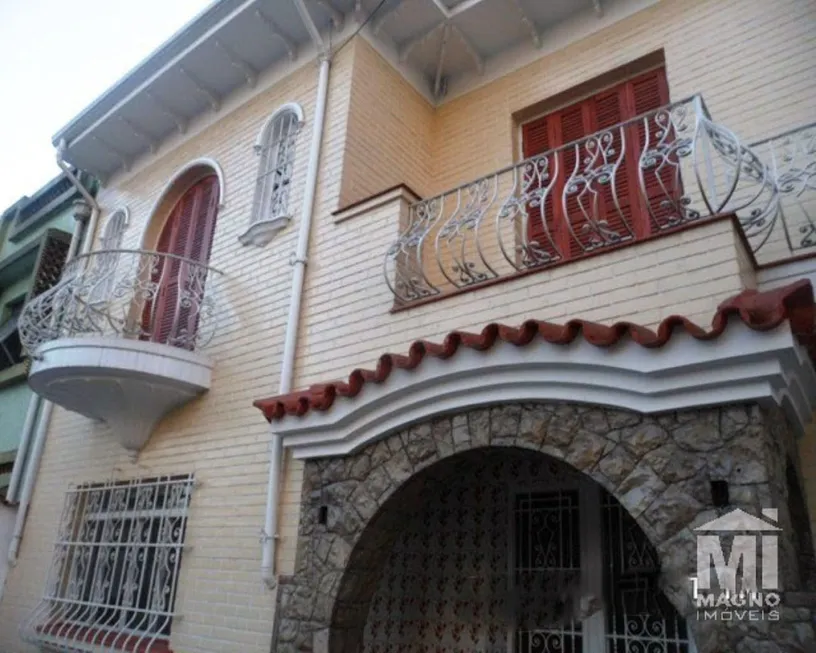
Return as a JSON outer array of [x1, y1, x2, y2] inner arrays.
[[274, 402, 816, 653]]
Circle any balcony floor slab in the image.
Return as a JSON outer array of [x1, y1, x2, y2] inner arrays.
[[28, 336, 213, 451]]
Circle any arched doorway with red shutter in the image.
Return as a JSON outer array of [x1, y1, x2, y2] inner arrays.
[[141, 169, 221, 350]]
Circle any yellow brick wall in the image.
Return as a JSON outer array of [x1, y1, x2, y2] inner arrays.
[[339, 39, 435, 207], [2, 0, 815, 650], [0, 47, 355, 653]]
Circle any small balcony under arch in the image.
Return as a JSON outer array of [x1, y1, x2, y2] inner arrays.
[[18, 248, 225, 451]]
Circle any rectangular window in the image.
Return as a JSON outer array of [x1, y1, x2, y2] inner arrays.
[[521, 67, 674, 260], [22, 474, 194, 652]]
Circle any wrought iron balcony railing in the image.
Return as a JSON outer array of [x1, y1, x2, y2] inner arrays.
[[748, 122, 816, 265], [384, 94, 783, 304], [18, 249, 225, 356]]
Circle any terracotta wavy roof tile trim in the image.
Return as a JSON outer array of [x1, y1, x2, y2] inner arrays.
[[254, 279, 815, 422]]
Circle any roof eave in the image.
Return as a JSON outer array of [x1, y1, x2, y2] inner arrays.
[[50, 0, 256, 148]]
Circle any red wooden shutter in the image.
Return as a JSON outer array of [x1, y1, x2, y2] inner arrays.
[[522, 66, 671, 254], [179, 176, 219, 343], [623, 68, 673, 235], [589, 88, 636, 247], [522, 117, 560, 261], [556, 100, 597, 258], [143, 175, 220, 348]]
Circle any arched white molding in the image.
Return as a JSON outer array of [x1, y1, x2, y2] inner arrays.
[[140, 157, 226, 248], [254, 102, 305, 151], [273, 321, 816, 459], [100, 207, 130, 249]]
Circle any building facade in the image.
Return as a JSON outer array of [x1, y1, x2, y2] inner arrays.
[[0, 172, 90, 594], [0, 0, 815, 651]]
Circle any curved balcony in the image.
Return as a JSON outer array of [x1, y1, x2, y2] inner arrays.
[[19, 249, 225, 451]]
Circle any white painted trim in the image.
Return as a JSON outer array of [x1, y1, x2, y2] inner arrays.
[[254, 102, 306, 150], [273, 321, 816, 459], [101, 207, 130, 245], [238, 214, 292, 246], [140, 157, 226, 250]]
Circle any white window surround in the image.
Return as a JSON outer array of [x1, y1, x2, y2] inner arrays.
[[139, 158, 226, 250], [239, 102, 305, 247], [270, 320, 816, 459], [99, 207, 129, 250]]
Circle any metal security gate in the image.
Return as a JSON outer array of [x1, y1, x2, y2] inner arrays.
[[512, 482, 693, 653]]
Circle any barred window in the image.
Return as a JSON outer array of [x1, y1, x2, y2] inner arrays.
[[89, 208, 129, 305], [22, 474, 194, 652], [100, 208, 129, 251], [251, 103, 303, 226]]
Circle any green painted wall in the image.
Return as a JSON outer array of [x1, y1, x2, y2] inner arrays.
[[0, 381, 33, 455], [0, 207, 74, 261], [0, 173, 89, 471], [0, 276, 31, 318]]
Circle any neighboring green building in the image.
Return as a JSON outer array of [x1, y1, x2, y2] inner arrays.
[[0, 171, 94, 495]]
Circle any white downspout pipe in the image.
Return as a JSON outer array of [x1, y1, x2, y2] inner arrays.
[[56, 138, 100, 255], [261, 7, 331, 588], [4, 150, 95, 575], [6, 402, 54, 567]]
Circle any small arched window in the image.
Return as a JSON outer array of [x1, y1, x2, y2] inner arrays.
[[90, 208, 129, 304], [100, 208, 129, 250], [241, 103, 303, 247]]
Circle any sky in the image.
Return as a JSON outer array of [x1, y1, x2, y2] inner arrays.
[[0, 0, 212, 209]]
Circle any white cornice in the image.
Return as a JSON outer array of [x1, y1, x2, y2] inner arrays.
[[273, 320, 816, 459]]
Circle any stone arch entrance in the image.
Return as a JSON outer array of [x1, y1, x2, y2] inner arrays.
[[275, 402, 816, 653]]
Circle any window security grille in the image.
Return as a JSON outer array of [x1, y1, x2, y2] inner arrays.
[[514, 490, 583, 653], [21, 474, 194, 652], [602, 493, 690, 653], [28, 229, 72, 301], [251, 108, 301, 225], [88, 209, 129, 306], [513, 489, 692, 653]]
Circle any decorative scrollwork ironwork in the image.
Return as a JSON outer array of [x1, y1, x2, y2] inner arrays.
[[18, 249, 225, 356], [22, 475, 195, 652], [384, 94, 786, 305], [750, 122, 816, 256]]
